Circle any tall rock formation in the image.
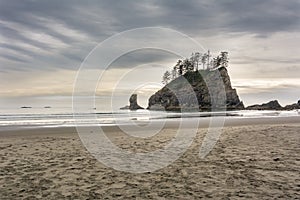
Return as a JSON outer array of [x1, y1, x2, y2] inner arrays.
[[148, 67, 244, 111], [120, 94, 144, 110], [129, 94, 144, 110]]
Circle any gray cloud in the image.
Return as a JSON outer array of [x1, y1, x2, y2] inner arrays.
[[1, 0, 299, 72], [217, 0, 300, 34], [109, 49, 181, 69], [232, 56, 300, 65]]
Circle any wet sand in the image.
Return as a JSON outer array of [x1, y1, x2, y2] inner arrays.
[[0, 117, 300, 199]]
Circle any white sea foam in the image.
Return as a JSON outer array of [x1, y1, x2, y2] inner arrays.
[[0, 107, 299, 130]]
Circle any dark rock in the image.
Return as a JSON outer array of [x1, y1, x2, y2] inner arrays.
[[147, 104, 165, 111], [20, 106, 32, 109], [148, 67, 244, 111], [129, 94, 144, 110], [283, 103, 300, 110], [120, 94, 144, 110], [120, 105, 130, 110], [246, 100, 282, 110], [248, 99, 300, 111], [282, 100, 300, 110], [273, 157, 280, 161]]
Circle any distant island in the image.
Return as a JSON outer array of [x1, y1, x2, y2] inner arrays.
[[20, 106, 32, 109], [246, 100, 300, 111]]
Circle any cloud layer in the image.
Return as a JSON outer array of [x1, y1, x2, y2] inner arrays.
[[1, 0, 299, 70], [0, 0, 299, 104]]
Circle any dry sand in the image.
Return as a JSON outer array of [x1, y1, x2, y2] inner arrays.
[[0, 118, 300, 199]]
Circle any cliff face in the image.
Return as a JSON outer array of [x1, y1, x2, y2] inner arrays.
[[148, 67, 244, 111]]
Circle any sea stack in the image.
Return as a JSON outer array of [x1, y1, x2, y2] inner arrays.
[[148, 67, 244, 111], [129, 94, 144, 110]]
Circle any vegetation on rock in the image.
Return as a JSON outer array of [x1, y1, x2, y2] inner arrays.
[[162, 51, 229, 85], [150, 65, 244, 111]]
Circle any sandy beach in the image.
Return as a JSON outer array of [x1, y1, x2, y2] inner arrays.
[[0, 117, 300, 199]]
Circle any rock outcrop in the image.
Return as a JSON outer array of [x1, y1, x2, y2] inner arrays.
[[20, 106, 32, 109], [246, 100, 282, 110], [120, 105, 130, 110], [148, 67, 244, 111], [282, 100, 300, 110], [129, 94, 144, 110], [120, 94, 144, 110], [246, 100, 300, 111]]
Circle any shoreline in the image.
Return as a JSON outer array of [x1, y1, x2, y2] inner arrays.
[[0, 115, 299, 137]]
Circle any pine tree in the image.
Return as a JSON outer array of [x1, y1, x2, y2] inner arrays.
[[171, 66, 177, 80], [194, 52, 201, 71], [201, 53, 207, 70], [190, 52, 201, 71], [220, 51, 229, 68], [183, 58, 193, 73], [176, 60, 183, 76], [162, 70, 171, 85]]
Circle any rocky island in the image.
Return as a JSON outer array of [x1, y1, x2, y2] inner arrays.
[[246, 100, 300, 110], [148, 67, 244, 111], [246, 100, 282, 110]]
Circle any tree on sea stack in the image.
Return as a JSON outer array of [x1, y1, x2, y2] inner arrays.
[[171, 66, 178, 80], [194, 52, 201, 71], [190, 52, 201, 71], [220, 51, 229, 68], [175, 59, 183, 76], [162, 70, 171, 85], [206, 50, 211, 70], [201, 53, 208, 70], [209, 51, 229, 70], [183, 58, 194, 72], [162, 51, 230, 84]]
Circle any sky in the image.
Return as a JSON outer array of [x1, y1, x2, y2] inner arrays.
[[0, 0, 300, 108]]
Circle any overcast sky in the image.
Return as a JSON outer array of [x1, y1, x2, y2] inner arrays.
[[0, 0, 300, 106]]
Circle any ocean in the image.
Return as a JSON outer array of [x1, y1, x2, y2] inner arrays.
[[0, 105, 299, 130]]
